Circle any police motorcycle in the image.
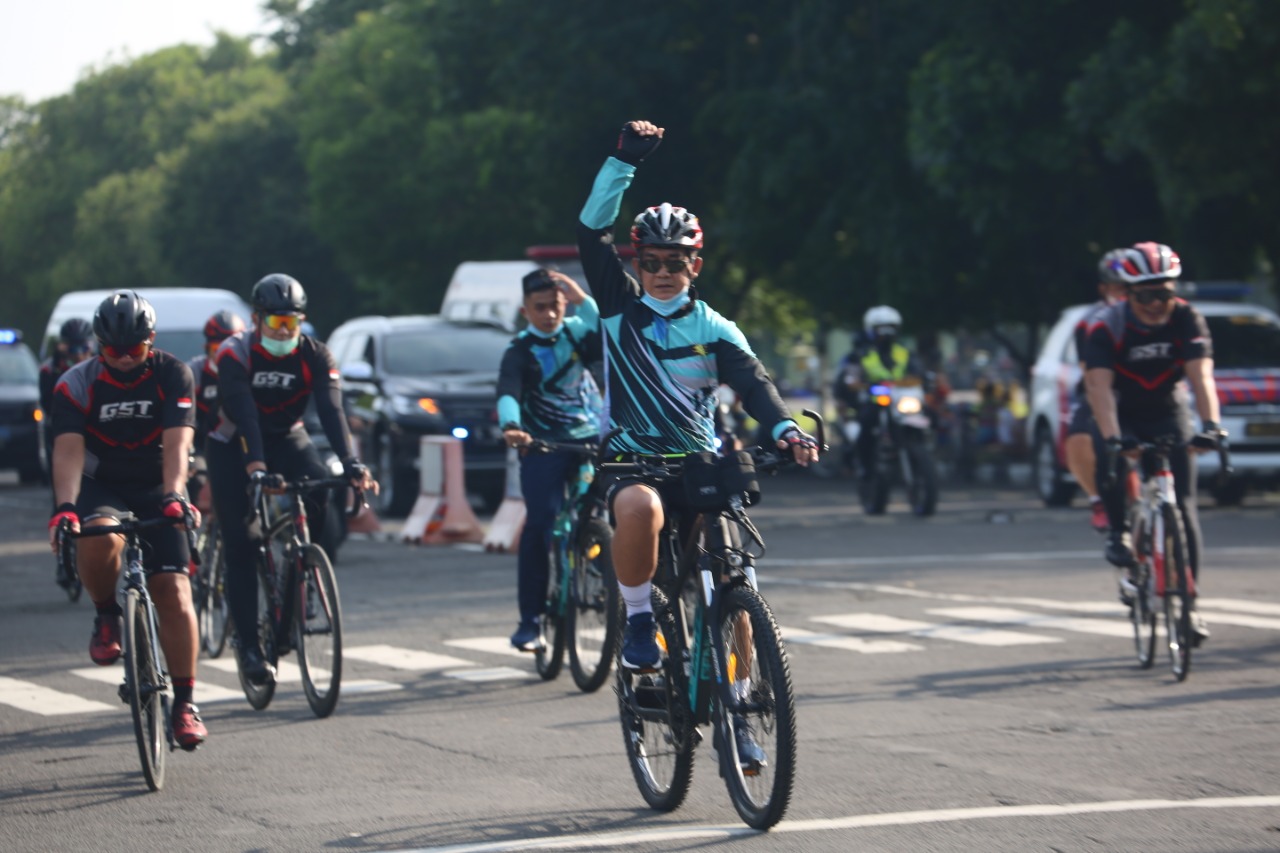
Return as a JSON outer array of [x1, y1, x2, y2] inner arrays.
[[855, 380, 939, 516]]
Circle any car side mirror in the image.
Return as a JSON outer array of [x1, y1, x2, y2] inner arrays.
[[341, 361, 374, 382]]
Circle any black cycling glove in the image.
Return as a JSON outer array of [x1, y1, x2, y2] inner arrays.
[[778, 424, 819, 453], [614, 123, 662, 165], [1190, 421, 1226, 451], [342, 457, 369, 481]]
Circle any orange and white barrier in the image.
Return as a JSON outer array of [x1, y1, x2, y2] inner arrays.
[[482, 448, 525, 552], [401, 436, 484, 545]]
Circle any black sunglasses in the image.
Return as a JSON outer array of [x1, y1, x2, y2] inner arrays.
[[637, 257, 692, 274], [1131, 288, 1176, 305]]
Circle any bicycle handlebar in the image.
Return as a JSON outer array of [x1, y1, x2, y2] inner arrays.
[[1102, 435, 1233, 490]]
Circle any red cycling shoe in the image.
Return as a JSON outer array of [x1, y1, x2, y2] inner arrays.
[[171, 702, 207, 751], [89, 614, 122, 666]]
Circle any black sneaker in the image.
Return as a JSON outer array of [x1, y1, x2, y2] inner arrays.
[[620, 612, 661, 671], [238, 644, 276, 686], [1105, 531, 1134, 568], [509, 619, 543, 652], [732, 713, 768, 775]]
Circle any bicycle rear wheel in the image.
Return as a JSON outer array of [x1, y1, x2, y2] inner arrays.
[[616, 588, 694, 812], [1161, 505, 1193, 681], [238, 562, 278, 710], [197, 522, 230, 658], [123, 589, 167, 791], [568, 518, 618, 693], [716, 585, 796, 830], [294, 544, 343, 718]]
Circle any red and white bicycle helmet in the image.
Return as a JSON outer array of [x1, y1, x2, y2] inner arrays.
[[631, 202, 703, 250], [1112, 242, 1182, 284]]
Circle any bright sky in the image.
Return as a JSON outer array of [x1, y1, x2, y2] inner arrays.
[[0, 1, 272, 103]]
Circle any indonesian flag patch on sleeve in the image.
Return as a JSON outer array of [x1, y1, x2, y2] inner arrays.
[[177, 397, 193, 409]]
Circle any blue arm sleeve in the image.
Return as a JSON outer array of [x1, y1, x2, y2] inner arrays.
[[571, 296, 599, 331], [497, 395, 521, 428], [579, 157, 636, 230]]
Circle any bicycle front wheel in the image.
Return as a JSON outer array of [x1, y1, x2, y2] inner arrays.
[[568, 518, 619, 693], [123, 589, 167, 791], [57, 535, 82, 603], [294, 544, 343, 718], [716, 585, 797, 830], [616, 587, 694, 812], [1161, 504, 1193, 681], [1129, 513, 1156, 669], [238, 563, 278, 710], [535, 546, 567, 681]]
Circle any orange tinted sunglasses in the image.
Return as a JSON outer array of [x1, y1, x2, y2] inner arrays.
[[102, 341, 149, 359], [262, 314, 303, 332]]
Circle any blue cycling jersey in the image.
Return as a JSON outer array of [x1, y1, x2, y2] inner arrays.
[[577, 156, 795, 455]]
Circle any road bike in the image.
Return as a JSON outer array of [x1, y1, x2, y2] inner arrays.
[[192, 514, 230, 657], [236, 476, 360, 718], [59, 512, 198, 791], [524, 439, 619, 692], [1113, 436, 1230, 681], [606, 411, 824, 830]]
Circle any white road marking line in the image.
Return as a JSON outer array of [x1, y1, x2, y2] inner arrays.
[[394, 795, 1280, 852], [1195, 611, 1280, 631], [812, 613, 1061, 646], [204, 658, 305, 683], [70, 667, 244, 703], [0, 675, 114, 715], [767, 545, 1275, 569], [446, 637, 530, 658], [781, 625, 923, 654], [344, 644, 475, 671], [1199, 598, 1280, 617], [444, 667, 535, 682], [926, 607, 1133, 638]]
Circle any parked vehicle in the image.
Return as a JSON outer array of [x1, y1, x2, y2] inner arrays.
[[326, 315, 511, 517], [857, 382, 939, 516], [0, 329, 42, 484], [40, 288, 252, 364], [1029, 300, 1280, 506]]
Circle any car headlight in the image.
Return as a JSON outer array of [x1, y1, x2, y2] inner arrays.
[[390, 395, 441, 416], [896, 396, 923, 415]]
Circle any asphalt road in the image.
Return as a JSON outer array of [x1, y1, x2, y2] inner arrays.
[[2, 470, 1279, 853]]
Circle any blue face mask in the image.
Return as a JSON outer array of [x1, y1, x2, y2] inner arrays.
[[260, 334, 300, 357], [527, 322, 562, 339], [640, 289, 691, 316]]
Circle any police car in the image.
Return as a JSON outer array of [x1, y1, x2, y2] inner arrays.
[[0, 329, 43, 484], [1029, 298, 1280, 506]]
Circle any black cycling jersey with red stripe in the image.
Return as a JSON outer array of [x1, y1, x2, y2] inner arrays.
[[1082, 300, 1212, 419], [210, 332, 351, 466], [50, 351, 195, 486]]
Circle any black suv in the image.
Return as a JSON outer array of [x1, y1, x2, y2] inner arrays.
[[0, 329, 42, 484], [326, 315, 512, 516]]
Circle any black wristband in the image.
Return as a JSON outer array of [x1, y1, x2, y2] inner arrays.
[[501, 423, 521, 432], [56, 502, 76, 514]]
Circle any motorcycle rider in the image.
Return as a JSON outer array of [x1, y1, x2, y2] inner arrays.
[[835, 306, 923, 481]]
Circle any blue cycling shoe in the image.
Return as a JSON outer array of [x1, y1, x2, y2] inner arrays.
[[732, 713, 768, 775], [509, 619, 543, 652], [620, 612, 661, 671]]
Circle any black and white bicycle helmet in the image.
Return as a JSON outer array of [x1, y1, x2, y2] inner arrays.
[[630, 203, 704, 250]]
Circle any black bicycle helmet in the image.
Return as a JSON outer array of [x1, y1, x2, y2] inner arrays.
[[630, 203, 704, 250], [250, 273, 307, 315], [59, 318, 94, 345], [92, 291, 156, 347], [203, 309, 246, 342]]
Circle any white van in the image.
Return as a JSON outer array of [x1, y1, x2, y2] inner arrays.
[[41, 288, 253, 364], [439, 261, 539, 332]]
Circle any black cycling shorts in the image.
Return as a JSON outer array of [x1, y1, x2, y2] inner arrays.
[[76, 476, 190, 576], [1066, 398, 1094, 437]]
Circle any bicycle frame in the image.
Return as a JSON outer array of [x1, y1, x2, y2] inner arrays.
[[548, 457, 603, 617]]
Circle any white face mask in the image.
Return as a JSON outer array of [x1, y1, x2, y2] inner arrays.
[[260, 334, 300, 357]]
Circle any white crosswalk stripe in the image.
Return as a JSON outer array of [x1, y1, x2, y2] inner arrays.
[[812, 612, 1062, 646], [0, 675, 114, 715], [925, 607, 1133, 638], [781, 625, 923, 654]]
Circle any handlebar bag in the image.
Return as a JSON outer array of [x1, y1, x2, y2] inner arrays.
[[683, 451, 760, 511]]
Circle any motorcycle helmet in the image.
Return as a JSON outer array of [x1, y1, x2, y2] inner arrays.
[[92, 291, 156, 347], [863, 305, 902, 338]]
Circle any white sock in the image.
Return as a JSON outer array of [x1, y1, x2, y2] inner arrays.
[[619, 581, 653, 618], [733, 677, 751, 703]]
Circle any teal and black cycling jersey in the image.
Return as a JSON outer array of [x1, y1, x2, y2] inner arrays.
[[496, 298, 603, 442], [577, 156, 794, 455]]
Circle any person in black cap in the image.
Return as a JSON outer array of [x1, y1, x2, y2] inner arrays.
[[496, 268, 602, 651]]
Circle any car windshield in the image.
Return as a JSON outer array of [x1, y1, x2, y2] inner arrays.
[[383, 327, 509, 376], [1206, 314, 1280, 370], [152, 330, 204, 364], [0, 345, 39, 384]]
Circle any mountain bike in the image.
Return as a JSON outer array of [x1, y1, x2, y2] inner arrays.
[[524, 439, 619, 692], [192, 514, 229, 657], [606, 411, 824, 830], [1113, 436, 1231, 681], [236, 476, 360, 718], [59, 512, 198, 791]]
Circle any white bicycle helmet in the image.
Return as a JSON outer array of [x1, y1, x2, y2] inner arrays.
[[863, 305, 902, 334]]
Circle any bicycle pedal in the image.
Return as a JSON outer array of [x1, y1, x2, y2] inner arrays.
[[116, 683, 131, 705]]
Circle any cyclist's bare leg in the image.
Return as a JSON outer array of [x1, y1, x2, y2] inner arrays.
[[1065, 433, 1097, 498], [76, 520, 123, 602], [149, 573, 198, 679], [612, 483, 663, 590]]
